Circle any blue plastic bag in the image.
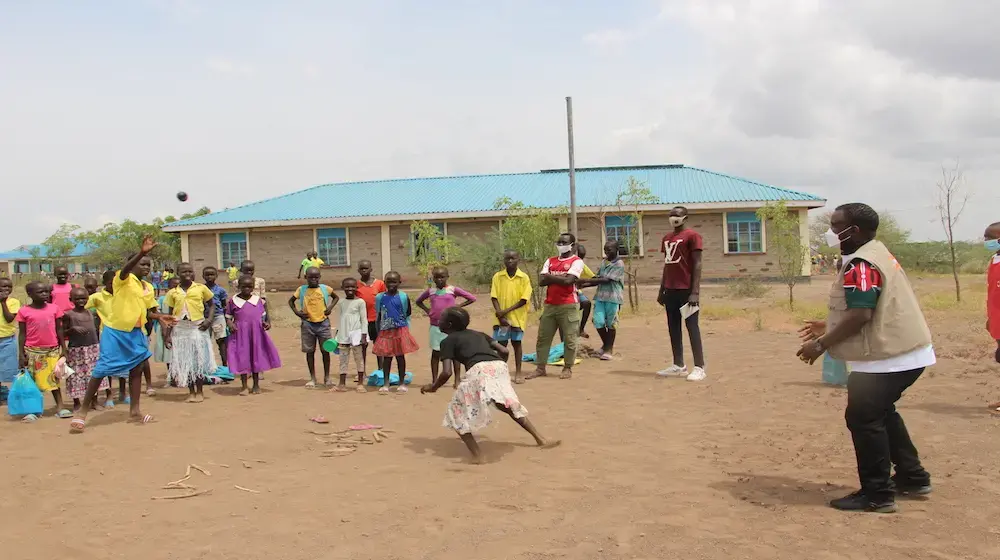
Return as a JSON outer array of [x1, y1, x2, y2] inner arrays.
[[522, 343, 565, 364], [367, 370, 413, 387], [822, 353, 849, 386], [8, 371, 44, 416]]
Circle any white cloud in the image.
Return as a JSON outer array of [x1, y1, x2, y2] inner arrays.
[[583, 28, 634, 52], [204, 56, 254, 76], [302, 64, 321, 79]]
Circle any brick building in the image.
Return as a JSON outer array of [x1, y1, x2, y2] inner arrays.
[[162, 165, 826, 290]]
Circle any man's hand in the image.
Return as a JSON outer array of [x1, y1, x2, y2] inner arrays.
[[656, 288, 667, 306], [798, 320, 827, 342], [797, 340, 824, 364], [688, 292, 700, 307], [140, 235, 157, 255]]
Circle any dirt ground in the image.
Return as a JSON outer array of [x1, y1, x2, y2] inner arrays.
[[3, 276, 1000, 560]]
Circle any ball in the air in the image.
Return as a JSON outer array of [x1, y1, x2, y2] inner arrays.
[[176, 191, 188, 202]]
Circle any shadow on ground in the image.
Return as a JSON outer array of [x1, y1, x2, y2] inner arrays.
[[709, 472, 851, 508]]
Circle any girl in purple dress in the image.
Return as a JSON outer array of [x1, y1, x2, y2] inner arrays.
[[225, 276, 282, 395]]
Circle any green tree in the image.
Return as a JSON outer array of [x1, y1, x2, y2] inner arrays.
[[612, 177, 658, 312], [79, 219, 178, 268], [757, 201, 808, 308], [493, 197, 562, 309], [408, 220, 460, 285], [29, 223, 81, 268]]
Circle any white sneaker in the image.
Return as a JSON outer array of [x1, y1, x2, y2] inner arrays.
[[686, 367, 706, 381], [656, 365, 687, 377]]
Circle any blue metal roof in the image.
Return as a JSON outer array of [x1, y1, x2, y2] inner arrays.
[[0, 242, 93, 260], [165, 165, 825, 228]]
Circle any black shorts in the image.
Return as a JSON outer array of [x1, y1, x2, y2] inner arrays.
[[367, 323, 378, 344]]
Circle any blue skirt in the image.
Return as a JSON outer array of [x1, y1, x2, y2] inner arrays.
[[0, 335, 17, 383], [92, 327, 152, 379]]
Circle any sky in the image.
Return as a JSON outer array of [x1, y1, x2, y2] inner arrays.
[[2, 0, 998, 247]]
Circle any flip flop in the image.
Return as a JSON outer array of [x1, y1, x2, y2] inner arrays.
[[146, 389, 156, 396], [124, 396, 131, 405], [396, 385, 409, 394], [355, 385, 368, 394], [305, 381, 317, 389], [69, 418, 85, 432], [57, 409, 73, 419], [310, 415, 329, 424], [104, 400, 115, 408], [378, 387, 390, 394], [22, 414, 39, 424], [128, 414, 155, 425]]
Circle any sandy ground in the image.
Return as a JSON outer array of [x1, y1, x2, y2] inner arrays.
[[2, 277, 1000, 560]]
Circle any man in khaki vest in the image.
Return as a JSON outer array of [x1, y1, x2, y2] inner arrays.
[[797, 203, 933, 514]]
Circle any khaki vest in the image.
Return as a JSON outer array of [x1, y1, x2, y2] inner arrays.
[[827, 240, 932, 361]]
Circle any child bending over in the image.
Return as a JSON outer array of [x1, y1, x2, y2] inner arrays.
[[421, 306, 559, 464]]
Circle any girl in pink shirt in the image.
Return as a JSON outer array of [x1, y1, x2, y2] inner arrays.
[[50, 265, 78, 313], [17, 281, 69, 419]]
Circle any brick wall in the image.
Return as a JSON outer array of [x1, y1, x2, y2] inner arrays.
[[188, 234, 216, 270], [246, 229, 313, 290], [349, 226, 383, 280], [183, 209, 803, 290]]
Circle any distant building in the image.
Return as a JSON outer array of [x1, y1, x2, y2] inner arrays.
[[0, 242, 96, 277], [161, 164, 826, 289]]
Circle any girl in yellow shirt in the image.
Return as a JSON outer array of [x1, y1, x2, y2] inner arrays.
[[164, 262, 217, 403]]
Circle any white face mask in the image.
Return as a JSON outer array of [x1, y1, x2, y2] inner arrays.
[[669, 216, 686, 227], [824, 227, 851, 248], [555, 244, 573, 255]]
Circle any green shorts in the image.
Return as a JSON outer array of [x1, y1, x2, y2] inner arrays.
[[429, 325, 448, 352]]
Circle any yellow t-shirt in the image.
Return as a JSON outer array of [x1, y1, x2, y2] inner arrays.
[[294, 285, 334, 323], [580, 263, 596, 280], [0, 297, 21, 338], [227, 267, 239, 281], [86, 290, 114, 330], [142, 280, 157, 312], [104, 272, 150, 332], [164, 283, 215, 322], [490, 269, 533, 329]]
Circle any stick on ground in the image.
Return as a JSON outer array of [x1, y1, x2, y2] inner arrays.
[[152, 489, 213, 500], [190, 464, 212, 476], [234, 485, 260, 494]]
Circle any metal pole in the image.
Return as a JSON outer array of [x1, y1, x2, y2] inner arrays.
[[566, 96, 578, 239]]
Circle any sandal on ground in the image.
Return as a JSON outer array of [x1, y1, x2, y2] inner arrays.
[[396, 385, 408, 394], [305, 381, 317, 389], [330, 385, 349, 393], [69, 417, 85, 432], [355, 384, 368, 393], [310, 415, 329, 424], [57, 409, 73, 419], [599, 353, 613, 361], [22, 414, 39, 424], [378, 386, 390, 394], [104, 399, 115, 408], [146, 389, 156, 396], [128, 414, 154, 424], [124, 396, 131, 405]]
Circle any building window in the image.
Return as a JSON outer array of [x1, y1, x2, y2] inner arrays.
[[411, 222, 446, 260], [605, 215, 641, 256], [220, 232, 248, 267], [726, 212, 764, 253], [15, 261, 29, 274], [317, 228, 348, 267]]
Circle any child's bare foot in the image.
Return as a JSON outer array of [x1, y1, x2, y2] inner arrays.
[[559, 368, 573, 380], [196, 393, 205, 403], [513, 374, 525, 384], [186, 395, 198, 403], [538, 439, 562, 449], [239, 387, 250, 396], [525, 367, 547, 380], [251, 386, 261, 395], [469, 453, 486, 465]]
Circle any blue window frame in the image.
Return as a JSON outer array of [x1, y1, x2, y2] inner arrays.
[[14, 261, 30, 274], [220, 232, 248, 267], [726, 212, 764, 253], [317, 228, 348, 267], [605, 215, 640, 256]]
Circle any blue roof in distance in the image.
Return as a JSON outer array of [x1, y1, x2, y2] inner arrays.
[[166, 164, 825, 228]]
